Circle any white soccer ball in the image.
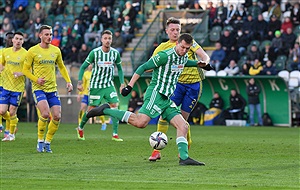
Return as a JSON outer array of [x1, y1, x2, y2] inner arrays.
[[149, 132, 168, 150]]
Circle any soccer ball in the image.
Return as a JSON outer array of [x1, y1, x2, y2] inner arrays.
[[149, 132, 168, 150]]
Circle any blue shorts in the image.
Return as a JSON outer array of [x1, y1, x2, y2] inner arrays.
[[171, 82, 202, 113], [0, 86, 3, 95], [33, 90, 61, 108], [81, 95, 89, 105], [0, 88, 23, 107]]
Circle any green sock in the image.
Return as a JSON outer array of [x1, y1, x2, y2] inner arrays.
[[111, 116, 119, 134], [176, 137, 189, 160], [79, 112, 88, 129], [103, 109, 131, 123]]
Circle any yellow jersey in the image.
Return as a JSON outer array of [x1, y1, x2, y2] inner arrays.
[[153, 40, 205, 83], [1, 47, 27, 92], [23, 44, 71, 92], [80, 70, 92, 95]]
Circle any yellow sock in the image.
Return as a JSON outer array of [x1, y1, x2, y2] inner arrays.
[[78, 110, 84, 124], [99, 115, 105, 124], [157, 118, 169, 134], [2, 111, 10, 131], [9, 115, 18, 134], [45, 119, 59, 143], [38, 116, 48, 141], [187, 123, 192, 149], [0, 115, 2, 126]]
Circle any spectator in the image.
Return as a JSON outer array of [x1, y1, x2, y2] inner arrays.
[[247, 0, 261, 19], [66, 30, 82, 50], [97, 5, 113, 29], [246, 78, 263, 126], [189, 1, 203, 10], [29, 17, 42, 37], [77, 43, 90, 64], [53, 21, 63, 35], [51, 29, 61, 47], [27, 31, 40, 47], [224, 60, 240, 76], [206, 1, 217, 29], [246, 44, 261, 62], [260, 41, 276, 64], [64, 45, 78, 65], [121, 15, 135, 43], [241, 60, 252, 75], [12, 0, 28, 10], [235, 4, 247, 21], [290, 2, 300, 26], [236, 29, 250, 56], [242, 14, 255, 40], [111, 29, 125, 56], [253, 14, 268, 41], [249, 59, 263, 76], [127, 90, 143, 113], [1, 17, 14, 33], [224, 4, 236, 26], [281, 17, 293, 34], [70, 18, 86, 37], [267, 14, 282, 40], [3, 5, 14, 21], [223, 46, 239, 66], [289, 42, 300, 71], [210, 42, 226, 72], [60, 29, 69, 57], [261, 60, 277, 75], [178, 0, 193, 9], [132, 0, 142, 13], [267, 0, 281, 21], [90, 0, 102, 14], [270, 30, 284, 57], [28, 2, 46, 23], [228, 89, 247, 120], [165, 2, 175, 10], [13, 5, 28, 30], [84, 15, 103, 44], [118, 1, 137, 24], [233, 15, 244, 32], [215, 1, 228, 23], [282, 27, 297, 54], [79, 4, 94, 28], [91, 36, 101, 49], [209, 92, 224, 110], [220, 29, 236, 55], [48, 0, 68, 16]]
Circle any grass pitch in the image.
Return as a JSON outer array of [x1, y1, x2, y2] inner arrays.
[[0, 123, 299, 190]]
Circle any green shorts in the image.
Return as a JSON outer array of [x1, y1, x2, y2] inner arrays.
[[89, 86, 119, 106], [139, 88, 181, 122]]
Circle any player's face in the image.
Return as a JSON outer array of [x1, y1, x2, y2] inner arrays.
[[40, 29, 53, 44], [12, 34, 24, 49], [5, 34, 13, 47], [176, 40, 191, 56], [101, 34, 112, 48], [166, 23, 181, 42]]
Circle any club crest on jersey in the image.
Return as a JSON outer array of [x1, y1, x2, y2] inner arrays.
[[50, 53, 55, 58], [171, 64, 184, 72]]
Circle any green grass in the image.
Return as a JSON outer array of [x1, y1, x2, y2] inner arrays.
[[1, 123, 299, 190]]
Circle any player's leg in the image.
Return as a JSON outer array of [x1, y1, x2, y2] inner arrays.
[[0, 87, 2, 132], [0, 89, 11, 140], [78, 95, 88, 125], [105, 86, 123, 141], [99, 116, 106, 130], [44, 91, 63, 153], [8, 91, 24, 138]]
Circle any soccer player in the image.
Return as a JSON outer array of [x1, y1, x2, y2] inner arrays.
[[23, 25, 73, 153], [0, 32, 27, 141], [0, 32, 14, 136], [76, 30, 125, 141], [87, 33, 206, 166], [149, 17, 211, 161], [77, 64, 107, 130]]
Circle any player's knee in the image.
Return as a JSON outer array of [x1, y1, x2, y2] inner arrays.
[[52, 114, 61, 121], [0, 110, 6, 115]]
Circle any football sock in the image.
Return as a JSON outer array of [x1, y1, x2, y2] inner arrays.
[[111, 116, 119, 135], [176, 136, 189, 160], [103, 109, 131, 123], [46, 119, 59, 143], [157, 118, 169, 134], [79, 112, 88, 129], [38, 116, 48, 141], [9, 115, 18, 135], [99, 115, 105, 124], [2, 111, 10, 131], [187, 123, 192, 149], [78, 110, 84, 125]]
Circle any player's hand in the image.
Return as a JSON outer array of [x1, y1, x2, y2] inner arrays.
[[77, 94, 81, 102], [37, 77, 46, 85], [197, 61, 207, 68], [199, 63, 214, 71], [77, 81, 83, 92], [66, 83, 73, 92], [121, 85, 132, 96]]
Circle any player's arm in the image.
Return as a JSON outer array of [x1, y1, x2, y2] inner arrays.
[[23, 51, 40, 84], [115, 53, 125, 91]]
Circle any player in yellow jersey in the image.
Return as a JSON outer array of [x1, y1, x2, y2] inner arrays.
[[0, 32, 27, 141], [23, 25, 73, 153], [0, 32, 14, 136], [77, 64, 107, 131], [148, 17, 212, 161]]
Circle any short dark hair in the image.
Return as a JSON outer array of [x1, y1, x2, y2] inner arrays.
[[13, 31, 24, 37], [5, 32, 14, 37], [166, 17, 180, 27], [101, 30, 112, 36], [178, 33, 193, 45], [38, 25, 52, 33]]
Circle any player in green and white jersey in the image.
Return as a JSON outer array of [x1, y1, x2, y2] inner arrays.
[[86, 33, 206, 166], [77, 30, 125, 141]]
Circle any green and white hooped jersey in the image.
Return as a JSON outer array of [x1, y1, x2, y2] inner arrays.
[[85, 46, 121, 89], [150, 47, 188, 97]]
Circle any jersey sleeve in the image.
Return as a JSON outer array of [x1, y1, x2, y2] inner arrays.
[[84, 50, 95, 64], [23, 50, 38, 83], [135, 52, 168, 75]]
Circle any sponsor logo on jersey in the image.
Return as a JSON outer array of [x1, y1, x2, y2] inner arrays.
[[171, 64, 184, 72]]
